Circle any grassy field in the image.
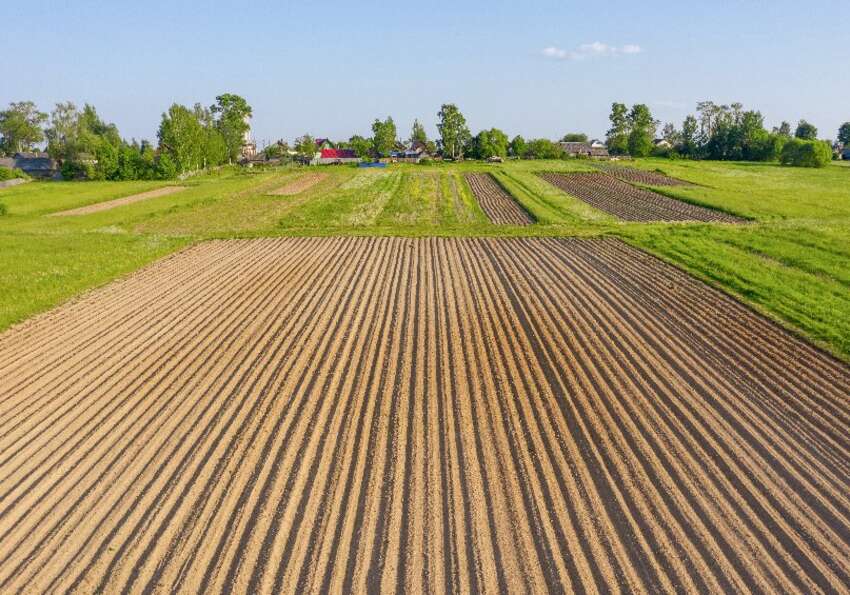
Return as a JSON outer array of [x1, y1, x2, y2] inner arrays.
[[0, 159, 848, 359]]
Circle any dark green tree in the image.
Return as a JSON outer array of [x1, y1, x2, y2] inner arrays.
[[605, 102, 629, 155], [794, 120, 818, 140], [626, 104, 656, 157], [561, 133, 588, 142], [470, 128, 509, 159], [837, 122, 850, 146]]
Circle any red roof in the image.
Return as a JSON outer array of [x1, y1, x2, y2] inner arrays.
[[321, 148, 356, 159]]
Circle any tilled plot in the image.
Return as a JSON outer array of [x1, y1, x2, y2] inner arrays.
[[591, 162, 694, 186], [268, 173, 327, 195], [542, 172, 744, 222], [0, 237, 848, 594], [50, 186, 186, 217], [465, 173, 533, 224]]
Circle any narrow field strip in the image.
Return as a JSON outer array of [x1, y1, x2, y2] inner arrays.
[[49, 186, 186, 217], [268, 173, 328, 195], [0, 237, 847, 594], [464, 173, 534, 225], [591, 162, 694, 186], [541, 172, 744, 223]]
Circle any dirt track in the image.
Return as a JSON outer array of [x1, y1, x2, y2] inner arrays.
[[50, 186, 186, 216], [541, 172, 744, 222], [465, 173, 533, 224], [0, 237, 848, 593], [268, 173, 327, 195]]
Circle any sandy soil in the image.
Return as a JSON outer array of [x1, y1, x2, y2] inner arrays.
[[541, 173, 744, 222], [465, 173, 534, 225], [0, 237, 847, 593], [50, 186, 186, 216], [268, 173, 327, 195]]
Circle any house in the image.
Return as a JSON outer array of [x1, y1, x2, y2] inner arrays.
[[312, 148, 361, 165], [590, 139, 606, 149], [559, 142, 609, 158], [654, 138, 673, 149], [0, 152, 60, 179], [388, 141, 431, 163]]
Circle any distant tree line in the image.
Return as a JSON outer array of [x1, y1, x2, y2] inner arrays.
[[297, 103, 571, 163], [606, 101, 841, 167], [0, 94, 252, 180]]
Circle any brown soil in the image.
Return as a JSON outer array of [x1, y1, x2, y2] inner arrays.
[[541, 172, 744, 222], [0, 237, 847, 593], [268, 173, 328, 195], [50, 186, 186, 217], [465, 173, 534, 224], [592, 163, 695, 186]]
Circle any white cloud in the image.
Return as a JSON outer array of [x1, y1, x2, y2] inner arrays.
[[542, 42, 643, 61]]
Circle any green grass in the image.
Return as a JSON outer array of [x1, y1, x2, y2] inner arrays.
[[1, 158, 848, 361]]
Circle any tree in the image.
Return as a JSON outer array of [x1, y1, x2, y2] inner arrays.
[[525, 138, 563, 159], [605, 102, 629, 155], [348, 134, 372, 158], [679, 115, 700, 157], [157, 103, 205, 174], [627, 104, 656, 157], [780, 138, 832, 167], [509, 135, 527, 158], [561, 133, 588, 143], [795, 120, 818, 140], [773, 121, 792, 137], [210, 93, 252, 162], [45, 102, 81, 160], [437, 103, 471, 160], [0, 101, 48, 154], [294, 134, 316, 158], [410, 119, 428, 145], [470, 128, 509, 159], [837, 122, 850, 146], [371, 117, 397, 157]]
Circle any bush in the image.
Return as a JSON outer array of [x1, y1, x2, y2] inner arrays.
[[780, 139, 833, 168], [0, 202, 7, 216], [61, 160, 92, 180], [0, 166, 28, 181]]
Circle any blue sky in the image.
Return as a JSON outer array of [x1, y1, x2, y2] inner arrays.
[[5, 1, 848, 146]]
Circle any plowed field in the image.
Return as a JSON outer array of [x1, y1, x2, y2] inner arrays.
[[49, 186, 186, 216], [0, 237, 847, 593], [268, 173, 327, 195], [465, 173, 533, 224], [592, 163, 694, 186], [541, 172, 744, 222]]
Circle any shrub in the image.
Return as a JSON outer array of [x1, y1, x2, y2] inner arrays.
[[780, 139, 833, 168], [0, 202, 7, 216], [0, 166, 28, 181], [61, 160, 92, 180]]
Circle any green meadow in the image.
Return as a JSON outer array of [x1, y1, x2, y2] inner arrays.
[[1, 159, 848, 359]]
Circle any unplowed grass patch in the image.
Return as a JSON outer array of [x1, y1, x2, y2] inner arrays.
[[465, 173, 533, 224], [0, 237, 847, 593], [541, 172, 744, 222], [268, 173, 327, 195], [49, 186, 186, 217]]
